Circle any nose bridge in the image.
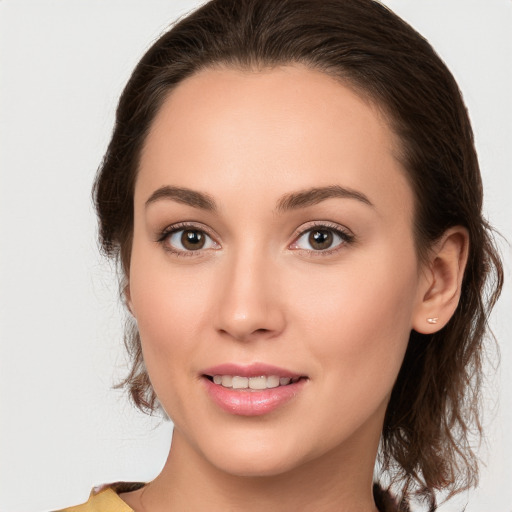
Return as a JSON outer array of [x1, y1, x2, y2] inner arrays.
[[214, 241, 284, 341]]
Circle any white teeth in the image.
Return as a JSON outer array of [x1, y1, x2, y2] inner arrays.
[[211, 374, 299, 389], [232, 376, 249, 389], [249, 376, 267, 390], [267, 375, 280, 388], [221, 375, 233, 387]]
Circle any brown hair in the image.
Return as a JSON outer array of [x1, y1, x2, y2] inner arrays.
[[93, 0, 503, 507]]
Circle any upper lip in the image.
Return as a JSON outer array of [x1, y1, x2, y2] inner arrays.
[[201, 363, 305, 379]]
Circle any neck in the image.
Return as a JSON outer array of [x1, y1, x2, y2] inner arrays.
[[133, 427, 380, 512]]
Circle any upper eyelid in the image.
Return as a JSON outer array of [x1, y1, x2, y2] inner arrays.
[[159, 221, 219, 240], [291, 220, 353, 238]]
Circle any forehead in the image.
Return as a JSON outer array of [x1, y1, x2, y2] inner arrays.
[[137, 65, 412, 220]]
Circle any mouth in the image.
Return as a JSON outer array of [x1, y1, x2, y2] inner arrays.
[[201, 364, 308, 416], [204, 374, 304, 390]]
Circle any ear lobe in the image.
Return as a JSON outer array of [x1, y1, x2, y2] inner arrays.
[[412, 227, 469, 334]]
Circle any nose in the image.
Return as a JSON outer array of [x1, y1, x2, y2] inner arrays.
[[213, 249, 286, 342]]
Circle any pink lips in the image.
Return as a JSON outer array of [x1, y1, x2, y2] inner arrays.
[[202, 363, 307, 416]]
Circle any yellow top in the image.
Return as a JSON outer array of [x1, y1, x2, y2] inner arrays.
[[56, 481, 400, 511], [55, 484, 142, 512]]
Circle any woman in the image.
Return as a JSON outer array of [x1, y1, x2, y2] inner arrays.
[[58, 0, 503, 510]]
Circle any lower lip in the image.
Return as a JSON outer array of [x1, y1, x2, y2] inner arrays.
[[203, 377, 306, 416]]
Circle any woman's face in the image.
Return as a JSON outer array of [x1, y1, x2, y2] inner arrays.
[[128, 65, 427, 477]]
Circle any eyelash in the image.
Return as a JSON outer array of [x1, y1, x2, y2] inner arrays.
[[157, 222, 219, 257], [156, 221, 355, 257], [290, 221, 355, 256]]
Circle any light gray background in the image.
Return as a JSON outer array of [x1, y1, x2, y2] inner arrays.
[[0, 1, 510, 511]]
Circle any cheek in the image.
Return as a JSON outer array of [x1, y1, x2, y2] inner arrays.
[[288, 248, 418, 385], [128, 244, 212, 369], [128, 252, 217, 421]]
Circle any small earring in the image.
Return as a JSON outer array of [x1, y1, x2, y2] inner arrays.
[[427, 317, 438, 324]]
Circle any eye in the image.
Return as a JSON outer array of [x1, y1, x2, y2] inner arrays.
[[159, 225, 219, 254], [290, 224, 354, 252]]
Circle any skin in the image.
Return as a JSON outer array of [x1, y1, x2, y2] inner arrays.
[[120, 65, 468, 511]]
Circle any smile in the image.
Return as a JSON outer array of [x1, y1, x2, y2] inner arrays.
[[201, 364, 308, 416], [208, 375, 301, 390]]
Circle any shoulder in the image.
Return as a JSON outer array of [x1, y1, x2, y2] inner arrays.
[[54, 483, 145, 512]]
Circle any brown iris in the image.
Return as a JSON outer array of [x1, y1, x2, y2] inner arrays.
[[181, 230, 206, 250], [308, 229, 333, 250]]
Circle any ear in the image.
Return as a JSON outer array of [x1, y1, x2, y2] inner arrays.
[[412, 227, 469, 334]]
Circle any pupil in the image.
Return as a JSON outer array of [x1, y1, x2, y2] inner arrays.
[[309, 229, 332, 250], [181, 230, 205, 250]]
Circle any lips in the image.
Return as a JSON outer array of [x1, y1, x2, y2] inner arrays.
[[201, 363, 307, 416]]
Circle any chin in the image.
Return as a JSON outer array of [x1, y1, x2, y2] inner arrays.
[[201, 435, 308, 478]]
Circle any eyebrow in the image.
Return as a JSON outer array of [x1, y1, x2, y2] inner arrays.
[[145, 184, 373, 212], [145, 185, 217, 211], [276, 185, 373, 212]]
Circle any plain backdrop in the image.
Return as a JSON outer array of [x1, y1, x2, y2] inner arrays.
[[0, 1, 511, 511]]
